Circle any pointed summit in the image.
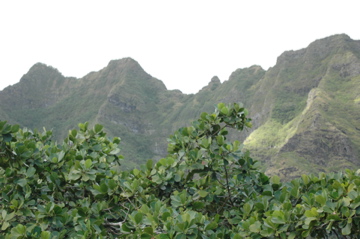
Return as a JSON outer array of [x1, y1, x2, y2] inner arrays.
[[199, 76, 221, 92], [210, 76, 221, 84], [104, 57, 148, 77], [21, 63, 64, 83], [27, 63, 62, 77], [107, 57, 141, 69], [276, 34, 356, 65]]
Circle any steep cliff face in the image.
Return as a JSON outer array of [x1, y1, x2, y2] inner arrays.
[[244, 34, 360, 178], [0, 34, 359, 177], [92, 58, 175, 166]]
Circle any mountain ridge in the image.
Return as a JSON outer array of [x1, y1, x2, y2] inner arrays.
[[1, 34, 359, 177]]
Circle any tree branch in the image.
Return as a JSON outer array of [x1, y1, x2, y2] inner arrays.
[[223, 161, 234, 206]]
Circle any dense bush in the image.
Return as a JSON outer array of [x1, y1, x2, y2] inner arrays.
[[1, 103, 360, 238]]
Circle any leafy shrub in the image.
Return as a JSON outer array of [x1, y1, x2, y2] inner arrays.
[[1, 103, 360, 238]]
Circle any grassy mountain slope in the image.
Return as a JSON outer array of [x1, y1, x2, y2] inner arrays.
[[0, 34, 359, 177], [244, 34, 360, 178]]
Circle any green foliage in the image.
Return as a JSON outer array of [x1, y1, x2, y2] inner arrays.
[[1, 103, 360, 238], [0, 121, 123, 238]]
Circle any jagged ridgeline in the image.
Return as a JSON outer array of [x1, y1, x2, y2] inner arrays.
[[1, 34, 360, 177]]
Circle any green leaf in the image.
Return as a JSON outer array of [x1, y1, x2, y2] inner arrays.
[[271, 211, 286, 224], [0, 121, 6, 130], [2, 133, 12, 142], [255, 202, 265, 211], [10, 200, 19, 210], [304, 207, 318, 218], [1, 210, 6, 219], [57, 151, 65, 162], [94, 124, 103, 133], [133, 168, 140, 176], [161, 212, 171, 221], [17, 178, 27, 187], [200, 112, 208, 120], [220, 106, 229, 115], [315, 195, 326, 206], [68, 170, 81, 181], [11, 124, 20, 133], [78, 122, 89, 131], [348, 190, 358, 200], [198, 190, 209, 198], [140, 233, 153, 239], [174, 173, 181, 182], [233, 140, 241, 151], [205, 221, 218, 230], [26, 167, 36, 178], [108, 179, 117, 190], [1, 221, 10, 231], [217, 103, 226, 110], [134, 212, 143, 224], [192, 202, 205, 210], [40, 231, 51, 239], [342, 223, 351, 235], [216, 135, 224, 145], [290, 186, 299, 198], [146, 160, 153, 170], [201, 138, 209, 149], [84, 159, 92, 169], [270, 175, 281, 185], [100, 181, 108, 193], [175, 234, 187, 239], [301, 174, 310, 185], [143, 227, 153, 235], [11, 224, 26, 236], [245, 121, 252, 128], [327, 214, 341, 221], [51, 156, 58, 163], [109, 148, 120, 155], [233, 233, 243, 239], [71, 129, 77, 137], [243, 203, 252, 216], [122, 223, 133, 232], [175, 221, 187, 231], [249, 221, 261, 233], [304, 217, 316, 225], [288, 232, 297, 239], [112, 137, 121, 144]]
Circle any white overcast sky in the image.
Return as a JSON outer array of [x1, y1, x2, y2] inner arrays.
[[0, 1, 359, 94]]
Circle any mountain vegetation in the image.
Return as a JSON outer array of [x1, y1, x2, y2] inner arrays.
[[1, 104, 360, 238], [0, 34, 359, 178]]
